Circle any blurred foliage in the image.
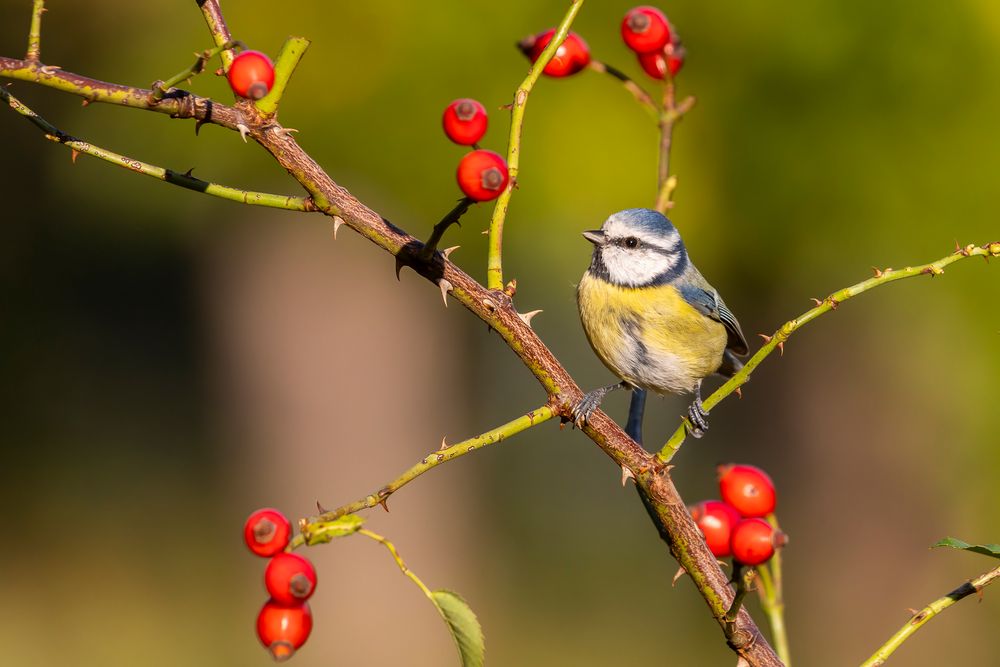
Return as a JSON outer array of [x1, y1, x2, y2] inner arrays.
[[0, 1, 998, 665]]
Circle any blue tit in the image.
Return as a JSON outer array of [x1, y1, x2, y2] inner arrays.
[[574, 208, 748, 437]]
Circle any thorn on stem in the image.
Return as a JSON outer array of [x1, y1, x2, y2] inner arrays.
[[315, 500, 328, 514], [439, 278, 454, 307], [517, 309, 542, 327], [921, 265, 944, 277], [621, 465, 635, 487], [734, 387, 743, 399], [332, 215, 345, 239], [70, 149, 79, 164], [871, 267, 883, 278], [439, 437, 448, 451], [810, 297, 823, 307], [394, 257, 406, 280], [237, 123, 250, 142], [671, 565, 687, 586], [39, 65, 61, 75], [758, 333, 772, 344], [442, 245, 460, 259]]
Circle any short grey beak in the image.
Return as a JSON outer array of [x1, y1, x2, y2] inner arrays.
[[582, 230, 606, 245]]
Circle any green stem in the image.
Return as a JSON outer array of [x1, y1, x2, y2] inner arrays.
[[198, 0, 236, 70], [310, 405, 554, 524], [151, 40, 241, 102], [587, 60, 658, 118], [756, 515, 792, 666], [358, 529, 434, 597], [26, 0, 44, 62], [657, 242, 1000, 462], [860, 564, 1000, 666], [486, 0, 585, 290], [0, 86, 312, 211], [255, 36, 311, 116]]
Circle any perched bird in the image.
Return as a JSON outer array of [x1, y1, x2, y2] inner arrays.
[[574, 208, 748, 437]]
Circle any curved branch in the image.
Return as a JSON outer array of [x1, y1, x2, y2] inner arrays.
[[657, 242, 1000, 462], [485, 0, 585, 291], [1, 87, 312, 211], [861, 564, 1000, 666]]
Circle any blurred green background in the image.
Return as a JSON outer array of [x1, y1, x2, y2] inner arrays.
[[1, 1, 998, 665]]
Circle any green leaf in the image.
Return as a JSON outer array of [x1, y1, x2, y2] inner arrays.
[[429, 589, 485, 667], [304, 514, 365, 545], [932, 537, 1000, 559]]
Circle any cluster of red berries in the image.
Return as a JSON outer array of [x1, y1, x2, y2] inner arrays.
[[442, 99, 510, 202], [227, 50, 276, 100], [689, 464, 786, 566], [517, 5, 684, 81], [244, 508, 317, 661]]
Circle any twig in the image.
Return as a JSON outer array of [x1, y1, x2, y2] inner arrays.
[[419, 196, 474, 261], [486, 0, 585, 291], [756, 515, 791, 665], [255, 36, 311, 116], [358, 529, 434, 597], [587, 60, 658, 118], [295, 405, 554, 536], [198, 0, 236, 70], [0, 86, 311, 211], [860, 564, 1000, 666], [25, 0, 44, 62], [151, 39, 241, 102], [657, 242, 1000, 462]]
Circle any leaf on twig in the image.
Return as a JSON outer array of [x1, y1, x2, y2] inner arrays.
[[932, 537, 1000, 559], [429, 589, 485, 667]]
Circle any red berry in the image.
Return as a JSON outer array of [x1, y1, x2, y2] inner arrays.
[[244, 508, 291, 558], [518, 29, 591, 77], [621, 6, 672, 54], [636, 48, 685, 80], [718, 464, 777, 517], [690, 500, 742, 558], [730, 518, 786, 566], [442, 99, 488, 146], [256, 600, 313, 661], [227, 50, 275, 100], [456, 150, 509, 202], [265, 553, 318, 605]]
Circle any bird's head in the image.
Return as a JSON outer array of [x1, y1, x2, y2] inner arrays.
[[583, 208, 688, 287]]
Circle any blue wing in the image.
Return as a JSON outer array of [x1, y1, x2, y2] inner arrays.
[[679, 285, 749, 356]]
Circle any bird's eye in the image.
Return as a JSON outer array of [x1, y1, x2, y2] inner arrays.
[[625, 237, 639, 248]]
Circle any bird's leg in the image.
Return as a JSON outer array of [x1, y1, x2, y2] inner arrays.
[[572, 381, 630, 428], [687, 380, 709, 438], [625, 388, 647, 444]]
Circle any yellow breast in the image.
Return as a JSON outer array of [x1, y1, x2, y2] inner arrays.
[[577, 273, 728, 395]]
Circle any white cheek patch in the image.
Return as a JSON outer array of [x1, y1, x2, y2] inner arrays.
[[602, 246, 675, 286]]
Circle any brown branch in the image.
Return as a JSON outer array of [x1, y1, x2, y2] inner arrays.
[[0, 3, 782, 663]]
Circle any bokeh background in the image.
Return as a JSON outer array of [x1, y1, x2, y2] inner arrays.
[[1, 1, 998, 665]]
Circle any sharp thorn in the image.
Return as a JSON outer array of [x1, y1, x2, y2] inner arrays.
[[332, 215, 345, 239], [620, 465, 636, 487], [439, 278, 453, 307], [517, 309, 543, 327], [954, 239, 962, 254], [758, 333, 772, 344], [906, 607, 920, 617], [394, 257, 406, 280], [439, 437, 448, 450], [70, 149, 80, 164], [39, 65, 61, 74], [810, 297, 823, 306], [481, 229, 489, 235], [827, 297, 839, 310], [442, 245, 460, 259], [777, 341, 785, 356], [378, 499, 390, 512], [734, 387, 743, 399], [237, 123, 250, 142], [316, 500, 329, 514], [871, 267, 883, 278], [671, 565, 687, 586]]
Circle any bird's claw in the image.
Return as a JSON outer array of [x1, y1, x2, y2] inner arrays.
[[571, 391, 604, 428], [687, 398, 709, 438]]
